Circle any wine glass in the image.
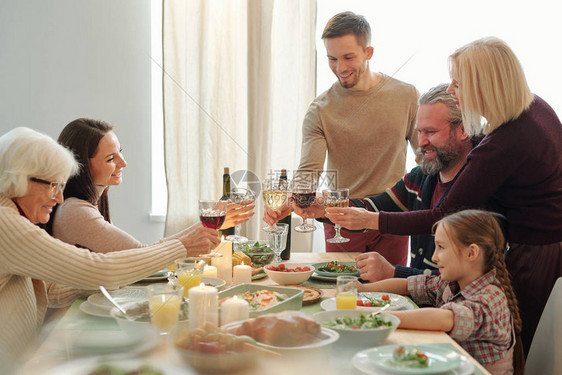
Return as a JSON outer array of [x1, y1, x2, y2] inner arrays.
[[262, 177, 289, 232], [322, 188, 350, 243], [226, 187, 256, 244], [267, 223, 289, 264], [199, 200, 227, 230], [291, 177, 317, 233]]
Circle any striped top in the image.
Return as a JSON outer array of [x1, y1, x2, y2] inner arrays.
[[0, 194, 185, 368]]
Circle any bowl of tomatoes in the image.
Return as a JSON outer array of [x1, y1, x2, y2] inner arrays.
[[264, 264, 315, 285]]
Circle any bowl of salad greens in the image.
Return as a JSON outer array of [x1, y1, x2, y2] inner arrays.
[[313, 310, 400, 345], [237, 241, 275, 267], [312, 261, 360, 277]]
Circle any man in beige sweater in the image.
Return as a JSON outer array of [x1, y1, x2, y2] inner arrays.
[[297, 11, 419, 264]]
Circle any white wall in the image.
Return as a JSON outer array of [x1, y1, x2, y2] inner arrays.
[[0, 0, 164, 243]]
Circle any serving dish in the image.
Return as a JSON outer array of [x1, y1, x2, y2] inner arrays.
[[312, 261, 360, 277], [218, 284, 303, 317], [45, 357, 191, 375], [264, 263, 315, 285], [313, 310, 399, 346]]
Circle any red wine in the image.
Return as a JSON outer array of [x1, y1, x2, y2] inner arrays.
[[200, 213, 226, 229], [293, 192, 316, 208]]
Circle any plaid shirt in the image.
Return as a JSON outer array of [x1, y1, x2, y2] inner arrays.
[[407, 269, 513, 365]]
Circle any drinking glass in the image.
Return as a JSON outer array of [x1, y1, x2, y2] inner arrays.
[[146, 283, 184, 334], [266, 223, 289, 264], [199, 200, 227, 230], [175, 258, 206, 298], [322, 188, 350, 243], [336, 275, 358, 310], [262, 177, 289, 232], [226, 187, 256, 244], [291, 178, 317, 233]]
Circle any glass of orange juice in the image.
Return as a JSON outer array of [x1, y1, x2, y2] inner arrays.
[[146, 283, 184, 334], [175, 258, 206, 298], [336, 275, 358, 310]]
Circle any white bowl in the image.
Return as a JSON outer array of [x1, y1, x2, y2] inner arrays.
[[263, 264, 315, 285], [110, 301, 188, 340], [312, 310, 400, 346], [256, 326, 339, 354]]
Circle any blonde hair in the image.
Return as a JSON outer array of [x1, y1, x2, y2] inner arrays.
[[449, 37, 533, 135], [0, 127, 79, 197], [433, 209, 521, 335]]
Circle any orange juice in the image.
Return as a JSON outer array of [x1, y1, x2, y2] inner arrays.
[[336, 292, 357, 310], [148, 294, 181, 333], [177, 270, 202, 297]]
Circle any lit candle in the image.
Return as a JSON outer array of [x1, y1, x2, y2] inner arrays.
[[188, 283, 218, 329], [203, 265, 218, 278], [211, 237, 232, 285], [232, 262, 252, 285], [220, 295, 250, 326]]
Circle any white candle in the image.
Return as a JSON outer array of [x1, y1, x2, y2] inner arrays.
[[188, 283, 218, 329], [203, 265, 218, 278], [220, 295, 250, 326], [211, 238, 232, 285], [232, 262, 252, 285]]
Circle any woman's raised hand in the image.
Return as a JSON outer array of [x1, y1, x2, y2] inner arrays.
[[178, 224, 221, 256]]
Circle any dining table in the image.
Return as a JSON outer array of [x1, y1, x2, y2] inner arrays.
[[17, 252, 490, 375]]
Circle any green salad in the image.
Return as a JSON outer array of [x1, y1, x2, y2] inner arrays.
[[390, 345, 429, 368], [239, 242, 274, 267], [88, 363, 163, 375], [318, 261, 358, 273], [321, 313, 392, 330]]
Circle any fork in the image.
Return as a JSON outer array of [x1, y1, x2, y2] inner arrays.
[[371, 303, 391, 317]]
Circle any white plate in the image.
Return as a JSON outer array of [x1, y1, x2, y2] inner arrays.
[[352, 345, 471, 375], [321, 292, 412, 312], [142, 269, 170, 281], [87, 287, 147, 311], [45, 357, 192, 375], [64, 329, 160, 355], [79, 300, 112, 318]]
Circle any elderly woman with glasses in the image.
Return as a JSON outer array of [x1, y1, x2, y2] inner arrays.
[[0, 127, 220, 370]]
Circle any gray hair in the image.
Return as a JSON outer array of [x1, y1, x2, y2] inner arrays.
[[419, 83, 463, 129], [0, 127, 79, 197]]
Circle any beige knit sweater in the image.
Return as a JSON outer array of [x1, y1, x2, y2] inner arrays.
[[0, 195, 185, 368], [299, 74, 419, 198]]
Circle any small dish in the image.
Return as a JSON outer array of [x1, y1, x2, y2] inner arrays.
[[79, 300, 112, 318]]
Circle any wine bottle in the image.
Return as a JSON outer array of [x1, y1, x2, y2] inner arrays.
[[278, 169, 292, 260], [219, 167, 235, 237]]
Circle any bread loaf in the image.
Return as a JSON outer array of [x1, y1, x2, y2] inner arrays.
[[225, 311, 321, 347]]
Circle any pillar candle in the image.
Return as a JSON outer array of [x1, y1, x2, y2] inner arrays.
[[220, 295, 250, 326], [232, 262, 252, 285], [203, 265, 218, 278], [188, 283, 218, 329], [211, 238, 232, 285]]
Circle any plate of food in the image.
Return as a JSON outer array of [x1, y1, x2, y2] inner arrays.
[[353, 344, 464, 374], [251, 267, 267, 280], [320, 292, 411, 311], [311, 261, 360, 277], [276, 285, 323, 305], [218, 284, 303, 316], [223, 311, 339, 354]]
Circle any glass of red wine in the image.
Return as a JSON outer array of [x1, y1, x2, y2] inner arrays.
[[291, 177, 317, 233], [199, 200, 227, 230]]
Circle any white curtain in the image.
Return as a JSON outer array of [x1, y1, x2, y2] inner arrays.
[[162, 0, 317, 240]]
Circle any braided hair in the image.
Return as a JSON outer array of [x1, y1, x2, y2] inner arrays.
[[433, 209, 522, 334]]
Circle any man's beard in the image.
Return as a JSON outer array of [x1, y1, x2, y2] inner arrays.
[[416, 143, 462, 176]]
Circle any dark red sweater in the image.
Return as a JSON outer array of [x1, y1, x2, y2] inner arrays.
[[380, 95, 562, 245]]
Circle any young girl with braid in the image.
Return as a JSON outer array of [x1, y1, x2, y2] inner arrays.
[[359, 209, 522, 375]]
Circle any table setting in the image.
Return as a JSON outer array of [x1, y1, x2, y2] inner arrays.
[[17, 245, 489, 375]]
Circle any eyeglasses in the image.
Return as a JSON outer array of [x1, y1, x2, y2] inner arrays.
[[29, 177, 66, 200]]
